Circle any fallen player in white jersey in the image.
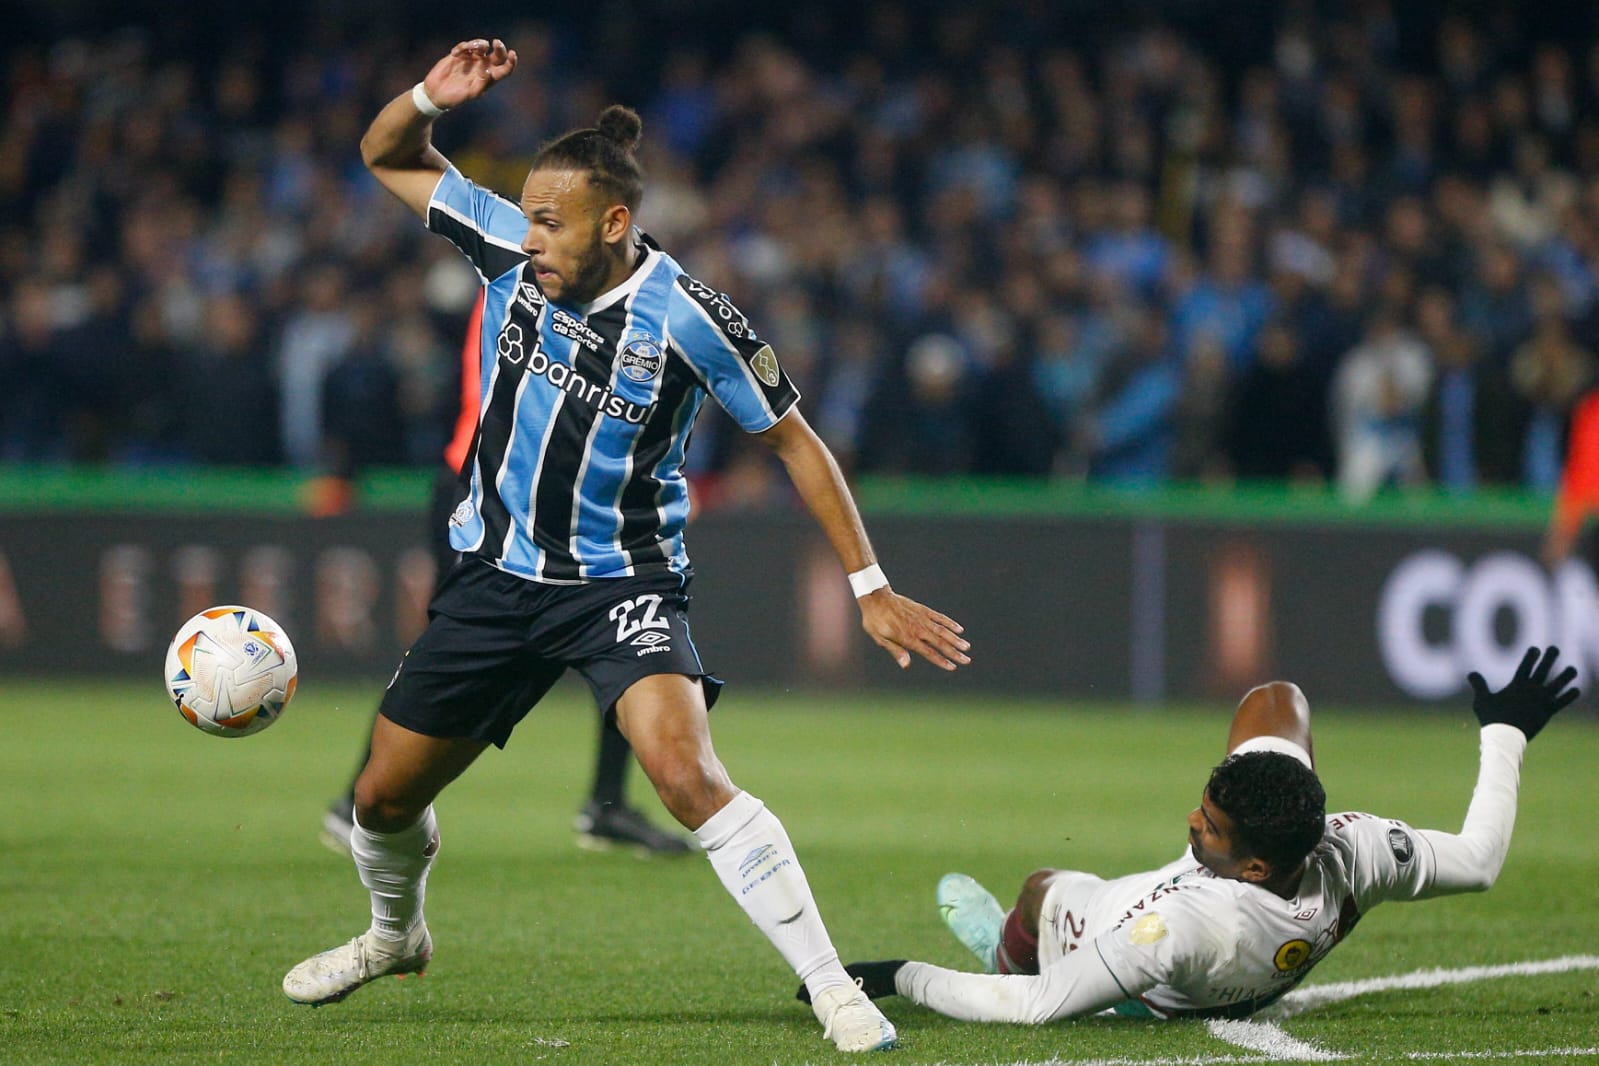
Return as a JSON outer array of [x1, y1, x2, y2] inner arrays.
[[800, 645, 1579, 1024]]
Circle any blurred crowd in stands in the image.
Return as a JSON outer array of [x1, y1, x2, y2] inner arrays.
[[4, 1, 1599, 505]]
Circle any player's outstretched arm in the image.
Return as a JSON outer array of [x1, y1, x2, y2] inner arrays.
[[796, 954, 1131, 1026], [1414, 645, 1580, 898], [756, 409, 971, 671], [360, 38, 518, 217]]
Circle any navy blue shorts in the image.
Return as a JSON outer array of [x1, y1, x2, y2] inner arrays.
[[379, 557, 722, 748]]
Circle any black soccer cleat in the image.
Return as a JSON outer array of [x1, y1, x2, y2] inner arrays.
[[574, 801, 695, 857]]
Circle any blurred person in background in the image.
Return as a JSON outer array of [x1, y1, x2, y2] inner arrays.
[[277, 263, 356, 469], [1331, 303, 1433, 502], [858, 332, 974, 475], [1459, 241, 1534, 366], [1170, 225, 1272, 376], [1169, 332, 1234, 483], [1226, 320, 1331, 482], [1416, 285, 1523, 491], [1078, 316, 1181, 485], [1508, 273, 1596, 490], [969, 336, 1060, 477], [318, 302, 407, 479], [181, 293, 281, 465]]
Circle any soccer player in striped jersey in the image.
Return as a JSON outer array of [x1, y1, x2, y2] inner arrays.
[[318, 291, 695, 858], [281, 38, 970, 1053], [804, 646, 1577, 1026]]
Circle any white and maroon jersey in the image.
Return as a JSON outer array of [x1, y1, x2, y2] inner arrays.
[[897, 726, 1524, 1026], [1041, 810, 1435, 1019]]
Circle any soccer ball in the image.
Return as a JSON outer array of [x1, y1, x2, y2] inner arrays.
[[164, 605, 298, 738]]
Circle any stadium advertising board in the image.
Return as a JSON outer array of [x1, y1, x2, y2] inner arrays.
[[0, 512, 1587, 707]]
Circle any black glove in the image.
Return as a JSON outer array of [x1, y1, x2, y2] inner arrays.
[[1467, 645, 1580, 741], [794, 961, 908, 1004]]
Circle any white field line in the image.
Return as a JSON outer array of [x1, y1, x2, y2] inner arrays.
[[1270, 953, 1599, 1018], [871, 1052, 1599, 1066], [882, 1048, 1599, 1066], [1402, 1053, 1599, 1061], [836, 954, 1599, 1066], [1206, 1019, 1340, 1061]]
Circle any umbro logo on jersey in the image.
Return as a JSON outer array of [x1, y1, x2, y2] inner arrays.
[[517, 282, 544, 312], [551, 309, 605, 351]]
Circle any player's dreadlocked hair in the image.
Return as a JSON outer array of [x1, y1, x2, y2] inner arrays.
[[1206, 751, 1326, 873], [532, 105, 644, 211]]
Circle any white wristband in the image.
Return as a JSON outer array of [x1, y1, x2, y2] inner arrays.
[[411, 81, 448, 118], [848, 563, 889, 599]]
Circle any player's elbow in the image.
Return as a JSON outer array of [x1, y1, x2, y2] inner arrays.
[[977, 992, 1056, 1026], [1004, 982, 1078, 1026], [359, 131, 388, 170], [1020, 1001, 1067, 1026], [360, 126, 418, 171], [1457, 862, 1501, 893]]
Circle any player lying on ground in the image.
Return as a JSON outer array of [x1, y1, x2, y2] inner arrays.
[[800, 645, 1578, 1023]]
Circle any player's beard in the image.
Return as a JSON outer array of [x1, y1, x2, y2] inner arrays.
[[561, 223, 613, 305]]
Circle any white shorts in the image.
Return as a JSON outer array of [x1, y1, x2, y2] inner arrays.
[[1036, 870, 1108, 968]]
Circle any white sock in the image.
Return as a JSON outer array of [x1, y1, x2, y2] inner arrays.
[[694, 791, 851, 999], [350, 805, 438, 942]]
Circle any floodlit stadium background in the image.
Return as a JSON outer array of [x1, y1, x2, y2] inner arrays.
[[2, 0, 1597, 702]]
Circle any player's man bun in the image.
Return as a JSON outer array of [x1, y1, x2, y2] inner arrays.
[[533, 104, 645, 210], [596, 105, 642, 152]]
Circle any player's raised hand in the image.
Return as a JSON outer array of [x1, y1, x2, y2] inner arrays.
[[859, 590, 970, 671], [421, 38, 518, 110], [1466, 645, 1580, 741]]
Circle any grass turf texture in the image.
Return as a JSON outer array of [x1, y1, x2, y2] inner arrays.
[[2, 680, 1595, 1065]]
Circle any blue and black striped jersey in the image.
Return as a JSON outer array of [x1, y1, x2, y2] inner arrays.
[[426, 164, 799, 583]]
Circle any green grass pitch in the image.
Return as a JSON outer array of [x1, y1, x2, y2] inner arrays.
[[2, 678, 1595, 1064]]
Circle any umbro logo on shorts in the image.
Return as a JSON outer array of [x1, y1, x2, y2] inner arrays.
[[631, 631, 672, 657]]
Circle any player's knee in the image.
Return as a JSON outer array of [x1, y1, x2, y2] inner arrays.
[[1016, 869, 1059, 923], [1263, 680, 1305, 703], [352, 776, 426, 833], [642, 757, 733, 828], [1239, 681, 1306, 716]]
